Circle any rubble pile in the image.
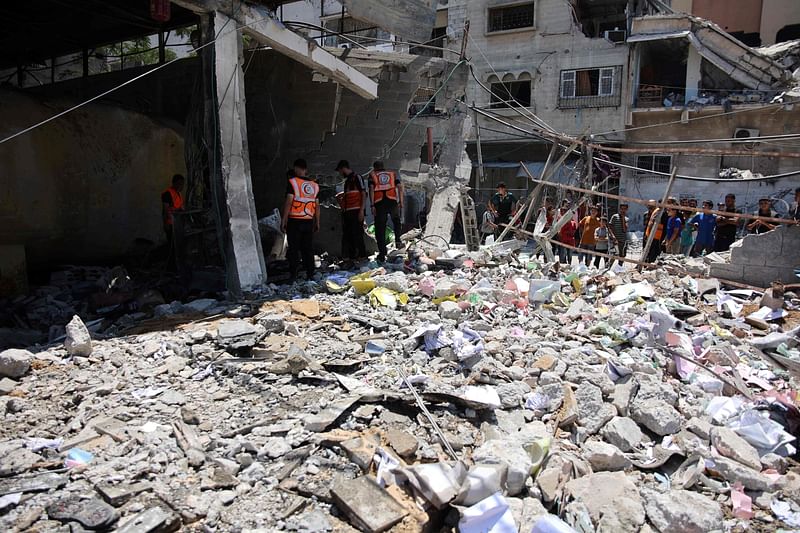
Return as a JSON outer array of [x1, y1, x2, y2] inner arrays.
[[1, 241, 800, 532]]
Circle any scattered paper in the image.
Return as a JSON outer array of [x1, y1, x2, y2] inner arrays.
[[457, 492, 517, 533]]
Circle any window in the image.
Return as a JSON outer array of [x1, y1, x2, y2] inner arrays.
[[558, 66, 621, 108], [636, 155, 672, 175], [490, 80, 531, 108], [488, 2, 535, 33]]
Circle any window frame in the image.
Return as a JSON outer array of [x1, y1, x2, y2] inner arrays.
[[636, 155, 673, 175], [486, 1, 536, 35], [489, 79, 532, 109], [557, 65, 623, 109]]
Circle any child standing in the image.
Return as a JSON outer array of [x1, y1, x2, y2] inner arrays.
[[593, 217, 615, 268], [664, 208, 682, 255]]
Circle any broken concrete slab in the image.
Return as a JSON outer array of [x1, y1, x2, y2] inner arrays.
[[95, 481, 152, 506], [565, 471, 644, 525], [330, 476, 407, 532], [642, 488, 724, 533], [385, 429, 419, 458], [711, 426, 762, 470], [304, 395, 361, 432]]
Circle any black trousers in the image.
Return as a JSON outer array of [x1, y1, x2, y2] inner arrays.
[[164, 225, 176, 272], [342, 211, 367, 259], [714, 234, 736, 252], [646, 240, 662, 263], [374, 200, 401, 259], [286, 218, 315, 278]]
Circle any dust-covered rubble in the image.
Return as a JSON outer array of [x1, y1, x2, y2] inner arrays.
[[1, 242, 800, 532]]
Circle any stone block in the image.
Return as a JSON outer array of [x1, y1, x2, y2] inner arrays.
[[330, 476, 407, 532], [708, 262, 743, 280]]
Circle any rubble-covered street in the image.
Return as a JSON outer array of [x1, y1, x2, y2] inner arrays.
[[2, 243, 800, 532]]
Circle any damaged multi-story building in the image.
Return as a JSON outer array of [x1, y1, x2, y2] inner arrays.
[[431, 0, 800, 228]]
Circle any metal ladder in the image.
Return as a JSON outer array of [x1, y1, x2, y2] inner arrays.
[[460, 190, 481, 251]]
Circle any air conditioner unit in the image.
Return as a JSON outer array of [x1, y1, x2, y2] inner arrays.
[[734, 128, 760, 139], [604, 29, 627, 43]]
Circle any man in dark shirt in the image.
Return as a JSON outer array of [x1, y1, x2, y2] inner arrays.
[[714, 193, 741, 252], [335, 160, 367, 261], [489, 182, 517, 239], [747, 198, 776, 235]]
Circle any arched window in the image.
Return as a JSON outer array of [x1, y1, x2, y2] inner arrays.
[[489, 72, 531, 109]]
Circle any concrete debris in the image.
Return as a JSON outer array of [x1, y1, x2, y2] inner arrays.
[[1, 246, 800, 532], [330, 476, 407, 532], [64, 315, 92, 357], [643, 488, 724, 533], [582, 440, 632, 471], [0, 348, 31, 378]]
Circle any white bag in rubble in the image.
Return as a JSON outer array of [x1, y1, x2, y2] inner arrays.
[[258, 208, 283, 234]]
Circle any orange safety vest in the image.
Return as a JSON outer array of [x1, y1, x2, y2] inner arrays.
[[342, 190, 363, 211], [288, 177, 319, 220], [370, 170, 398, 203], [163, 186, 184, 225], [646, 212, 665, 241]]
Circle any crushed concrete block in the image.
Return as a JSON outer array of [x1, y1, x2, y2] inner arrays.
[[385, 429, 418, 457], [438, 300, 462, 320], [330, 476, 407, 532], [0, 377, 18, 395], [341, 434, 379, 470], [601, 417, 642, 452], [473, 439, 532, 496], [0, 349, 31, 378], [643, 488, 723, 533], [576, 382, 616, 434], [582, 440, 631, 471], [64, 315, 92, 357], [685, 417, 712, 440], [711, 426, 761, 470], [630, 399, 682, 436], [565, 471, 643, 525], [709, 456, 773, 491]]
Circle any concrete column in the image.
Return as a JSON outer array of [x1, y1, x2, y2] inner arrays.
[[685, 45, 702, 103], [207, 11, 267, 293]]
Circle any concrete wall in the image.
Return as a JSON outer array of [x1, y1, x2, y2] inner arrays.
[[455, 0, 630, 140], [0, 89, 186, 268], [760, 0, 800, 45], [710, 225, 800, 286]]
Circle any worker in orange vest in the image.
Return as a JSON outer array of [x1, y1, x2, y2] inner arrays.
[[161, 174, 185, 271], [281, 159, 319, 280], [335, 160, 367, 261], [368, 160, 404, 262]]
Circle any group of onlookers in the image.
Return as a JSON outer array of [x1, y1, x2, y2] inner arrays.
[[643, 187, 800, 262], [479, 183, 800, 268]]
